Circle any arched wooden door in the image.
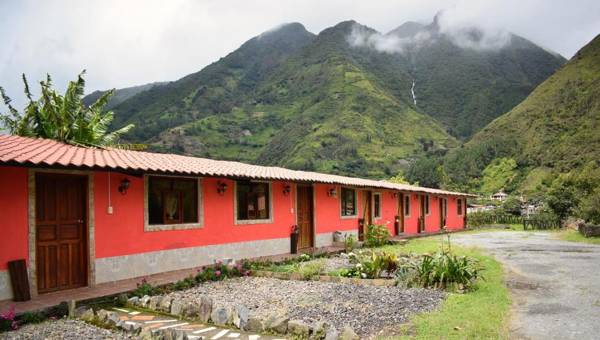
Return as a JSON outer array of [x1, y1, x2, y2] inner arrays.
[[35, 173, 88, 293]]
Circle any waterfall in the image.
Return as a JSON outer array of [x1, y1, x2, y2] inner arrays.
[[411, 80, 417, 106]]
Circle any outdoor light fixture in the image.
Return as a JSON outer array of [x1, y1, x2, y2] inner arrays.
[[327, 187, 337, 197], [283, 184, 291, 196], [217, 181, 227, 195], [118, 178, 130, 195], [390, 192, 398, 198]]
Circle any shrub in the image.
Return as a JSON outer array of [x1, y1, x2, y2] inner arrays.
[[0, 305, 17, 332], [296, 259, 325, 280], [132, 278, 158, 297], [344, 234, 357, 252], [344, 250, 398, 279], [402, 251, 481, 291], [364, 224, 390, 247]]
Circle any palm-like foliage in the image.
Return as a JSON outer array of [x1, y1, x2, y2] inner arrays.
[[0, 71, 134, 147]]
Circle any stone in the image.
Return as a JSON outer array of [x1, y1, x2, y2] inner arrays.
[[149, 296, 164, 310], [128, 296, 140, 306], [232, 304, 249, 329], [211, 307, 232, 326], [117, 293, 129, 306], [183, 302, 200, 319], [198, 296, 213, 323], [245, 316, 265, 332], [67, 300, 77, 318], [96, 309, 110, 323], [310, 321, 330, 340], [140, 295, 151, 307], [339, 326, 359, 340], [267, 316, 289, 334], [324, 327, 340, 340], [76, 307, 95, 321], [288, 319, 310, 337], [106, 311, 121, 327], [170, 299, 185, 316], [121, 321, 141, 334], [159, 297, 173, 312]]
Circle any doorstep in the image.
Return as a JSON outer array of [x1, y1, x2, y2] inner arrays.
[[0, 245, 343, 314]]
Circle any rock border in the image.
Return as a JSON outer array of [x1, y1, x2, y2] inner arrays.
[[251, 270, 396, 287], [127, 294, 358, 340]]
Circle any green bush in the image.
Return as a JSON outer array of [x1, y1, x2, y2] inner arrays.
[[343, 250, 398, 279], [402, 251, 481, 291], [296, 259, 325, 280], [364, 224, 391, 247], [132, 278, 158, 297], [344, 234, 357, 252]]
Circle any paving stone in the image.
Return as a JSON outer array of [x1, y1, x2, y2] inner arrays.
[[199, 296, 213, 323], [233, 304, 249, 330], [288, 319, 310, 337]]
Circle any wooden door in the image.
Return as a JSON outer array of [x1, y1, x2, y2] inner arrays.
[[439, 198, 447, 230], [359, 191, 372, 241], [419, 195, 426, 233], [36, 173, 88, 293], [296, 185, 314, 249], [396, 193, 404, 234]]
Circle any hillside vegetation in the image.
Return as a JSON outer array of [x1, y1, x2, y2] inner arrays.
[[93, 17, 564, 178]]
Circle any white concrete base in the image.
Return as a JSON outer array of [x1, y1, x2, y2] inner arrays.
[[0, 270, 11, 301], [315, 230, 358, 248], [95, 237, 290, 283]]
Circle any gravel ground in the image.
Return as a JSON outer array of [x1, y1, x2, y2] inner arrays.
[[164, 277, 445, 336], [452, 231, 600, 340], [0, 319, 128, 340], [315, 256, 352, 273]]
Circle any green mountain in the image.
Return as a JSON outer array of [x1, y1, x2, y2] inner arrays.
[[83, 82, 166, 109], [443, 33, 600, 195], [98, 18, 565, 178], [384, 17, 566, 139]]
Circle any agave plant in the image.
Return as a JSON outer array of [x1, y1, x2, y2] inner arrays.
[[0, 71, 134, 147]]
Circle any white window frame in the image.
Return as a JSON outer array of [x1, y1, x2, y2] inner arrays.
[[144, 175, 204, 232], [234, 180, 274, 225]]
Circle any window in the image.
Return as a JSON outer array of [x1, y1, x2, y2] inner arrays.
[[425, 195, 430, 215], [148, 176, 199, 225], [341, 187, 357, 216], [457, 198, 463, 215], [236, 181, 271, 221], [404, 195, 410, 216], [373, 193, 381, 218]]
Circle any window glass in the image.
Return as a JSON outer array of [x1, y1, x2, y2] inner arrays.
[[404, 195, 410, 216], [425, 195, 430, 215], [341, 188, 356, 216], [373, 193, 381, 218], [237, 181, 270, 220], [148, 176, 198, 225], [457, 198, 463, 215]]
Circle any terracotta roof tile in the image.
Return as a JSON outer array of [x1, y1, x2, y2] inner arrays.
[[0, 134, 475, 197]]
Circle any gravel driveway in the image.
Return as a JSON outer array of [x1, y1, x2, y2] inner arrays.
[[452, 231, 600, 340]]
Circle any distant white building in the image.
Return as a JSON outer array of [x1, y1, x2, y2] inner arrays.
[[467, 204, 497, 214], [490, 191, 508, 201]]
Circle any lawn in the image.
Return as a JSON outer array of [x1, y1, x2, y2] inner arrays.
[[556, 229, 600, 245], [379, 235, 510, 339]]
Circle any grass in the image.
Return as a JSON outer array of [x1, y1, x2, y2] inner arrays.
[[379, 235, 510, 339], [556, 229, 600, 245]]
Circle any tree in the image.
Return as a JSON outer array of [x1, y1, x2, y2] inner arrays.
[[546, 176, 578, 222], [502, 196, 522, 216], [0, 71, 134, 147]]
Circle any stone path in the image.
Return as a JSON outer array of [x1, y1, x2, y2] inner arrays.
[[111, 307, 284, 340], [452, 231, 600, 340]]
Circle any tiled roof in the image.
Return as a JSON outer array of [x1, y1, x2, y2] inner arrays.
[[0, 134, 475, 197]]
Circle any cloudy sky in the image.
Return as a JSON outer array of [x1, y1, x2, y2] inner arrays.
[[1, 0, 599, 109]]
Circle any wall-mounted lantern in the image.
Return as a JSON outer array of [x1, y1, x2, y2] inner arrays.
[[217, 181, 227, 196], [283, 184, 291, 196], [118, 178, 130, 195], [327, 187, 337, 197]]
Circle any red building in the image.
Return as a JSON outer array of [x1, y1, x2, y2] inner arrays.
[[0, 135, 471, 301]]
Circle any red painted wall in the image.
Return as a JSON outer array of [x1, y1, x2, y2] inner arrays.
[[0, 167, 29, 270], [425, 195, 441, 233], [402, 193, 420, 234], [94, 173, 297, 259], [446, 196, 466, 230], [314, 184, 361, 234], [372, 190, 398, 236]]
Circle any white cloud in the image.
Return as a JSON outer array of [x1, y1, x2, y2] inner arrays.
[[0, 0, 599, 110]]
